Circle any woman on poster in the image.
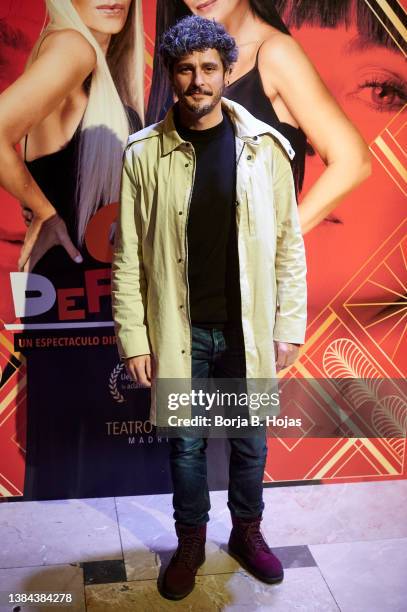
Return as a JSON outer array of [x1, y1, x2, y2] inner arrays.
[[0, 0, 144, 273], [271, 0, 407, 328], [0, 0, 145, 499], [148, 0, 372, 233]]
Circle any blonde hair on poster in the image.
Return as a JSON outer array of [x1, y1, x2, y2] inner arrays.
[[27, 0, 145, 244]]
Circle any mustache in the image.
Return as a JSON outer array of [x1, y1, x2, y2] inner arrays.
[[184, 87, 213, 96]]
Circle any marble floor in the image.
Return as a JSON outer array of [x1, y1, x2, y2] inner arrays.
[[0, 479, 407, 611]]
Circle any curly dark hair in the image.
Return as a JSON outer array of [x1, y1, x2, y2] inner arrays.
[[159, 15, 238, 74]]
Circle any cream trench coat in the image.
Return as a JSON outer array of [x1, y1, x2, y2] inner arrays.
[[112, 98, 307, 425]]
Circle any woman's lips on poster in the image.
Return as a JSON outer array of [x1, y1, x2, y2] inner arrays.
[[96, 4, 125, 16], [196, 0, 218, 12]]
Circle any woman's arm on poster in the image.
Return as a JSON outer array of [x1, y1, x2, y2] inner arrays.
[[258, 34, 372, 234], [0, 29, 96, 270]]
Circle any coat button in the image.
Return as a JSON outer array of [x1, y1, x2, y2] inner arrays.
[[185, 163, 190, 167], [179, 211, 183, 215], [247, 155, 252, 160], [180, 305, 184, 309], [178, 258, 182, 263], [181, 350, 185, 354]]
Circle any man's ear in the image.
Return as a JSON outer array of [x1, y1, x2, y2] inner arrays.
[[225, 66, 233, 85]]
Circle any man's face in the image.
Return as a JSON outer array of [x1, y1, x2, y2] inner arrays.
[[171, 48, 228, 118]]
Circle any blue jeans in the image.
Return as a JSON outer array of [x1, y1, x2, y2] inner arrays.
[[169, 326, 268, 526]]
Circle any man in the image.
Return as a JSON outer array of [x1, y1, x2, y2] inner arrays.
[[112, 15, 307, 601]]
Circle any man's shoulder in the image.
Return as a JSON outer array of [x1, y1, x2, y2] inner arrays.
[[125, 121, 163, 152], [222, 98, 295, 161]]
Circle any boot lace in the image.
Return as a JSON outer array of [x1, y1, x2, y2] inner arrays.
[[244, 521, 270, 554], [176, 532, 204, 570]]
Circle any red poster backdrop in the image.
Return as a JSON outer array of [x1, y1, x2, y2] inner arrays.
[[0, 0, 405, 498]]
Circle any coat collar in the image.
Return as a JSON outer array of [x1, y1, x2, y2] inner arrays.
[[160, 97, 295, 160]]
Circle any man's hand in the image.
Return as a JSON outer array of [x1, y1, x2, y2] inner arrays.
[[274, 341, 300, 372], [125, 354, 152, 387]]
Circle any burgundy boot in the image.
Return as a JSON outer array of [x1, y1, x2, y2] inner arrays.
[[228, 515, 284, 584], [160, 523, 206, 600]]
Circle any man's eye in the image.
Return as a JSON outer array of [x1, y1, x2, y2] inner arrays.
[[356, 77, 407, 112]]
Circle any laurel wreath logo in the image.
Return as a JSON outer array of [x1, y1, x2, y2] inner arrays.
[[109, 362, 126, 403]]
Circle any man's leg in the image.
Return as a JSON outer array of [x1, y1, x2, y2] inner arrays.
[[168, 325, 213, 526], [227, 433, 267, 520], [214, 326, 284, 584], [212, 326, 266, 517], [161, 327, 213, 600], [169, 436, 210, 526]]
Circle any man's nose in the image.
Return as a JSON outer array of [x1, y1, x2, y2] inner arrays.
[[192, 69, 205, 86]]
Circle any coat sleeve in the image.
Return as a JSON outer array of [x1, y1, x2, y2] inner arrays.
[[272, 143, 307, 345], [111, 147, 150, 359]]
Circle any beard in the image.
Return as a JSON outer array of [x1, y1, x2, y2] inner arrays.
[[176, 84, 224, 118]]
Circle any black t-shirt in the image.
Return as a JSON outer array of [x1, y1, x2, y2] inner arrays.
[[175, 107, 242, 328]]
